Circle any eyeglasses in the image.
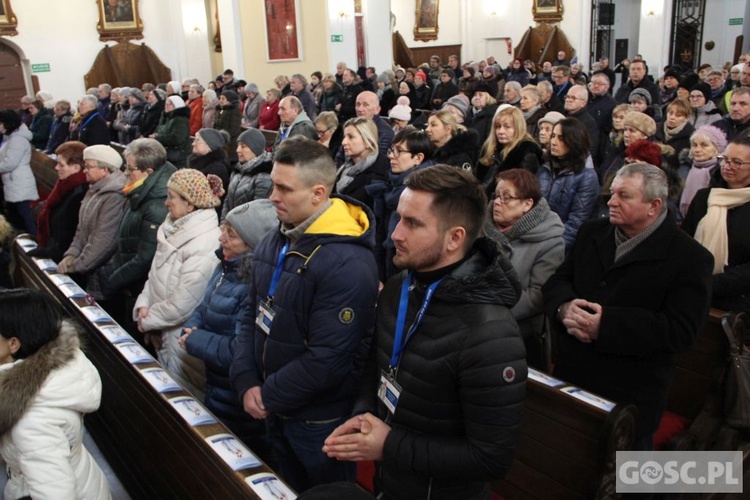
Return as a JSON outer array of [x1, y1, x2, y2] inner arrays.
[[387, 147, 412, 158], [492, 193, 523, 204], [717, 155, 750, 169], [316, 127, 332, 136], [83, 162, 102, 171]]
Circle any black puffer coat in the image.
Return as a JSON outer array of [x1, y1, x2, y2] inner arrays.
[[356, 238, 527, 500], [433, 129, 481, 171]]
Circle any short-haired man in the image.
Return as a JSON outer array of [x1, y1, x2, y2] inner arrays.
[[272, 96, 317, 152], [339, 68, 363, 122], [598, 57, 616, 94], [555, 50, 570, 67], [289, 74, 317, 121], [335, 61, 347, 85], [614, 60, 660, 105], [543, 163, 712, 448], [588, 72, 616, 133], [231, 136, 379, 492], [538, 80, 564, 113], [504, 81, 522, 106], [717, 86, 750, 140], [97, 83, 112, 121], [323, 166, 526, 499], [551, 65, 572, 99], [564, 84, 600, 160]]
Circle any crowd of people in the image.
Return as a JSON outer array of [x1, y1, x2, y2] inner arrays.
[[1, 47, 750, 499]]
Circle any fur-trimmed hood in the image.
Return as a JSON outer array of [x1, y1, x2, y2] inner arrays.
[[0, 321, 99, 435]]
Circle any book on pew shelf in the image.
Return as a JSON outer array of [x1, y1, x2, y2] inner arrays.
[[17, 239, 37, 252], [168, 396, 217, 426], [49, 273, 76, 286], [561, 386, 616, 412], [97, 325, 133, 344], [245, 472, 297, 500], [206, 434, 262, 471], [115, 341, 155, 364], [139, 367, 182, 393], [79, 305, 114, 323], [58, 283, 87, 298], [528, 368, 565, 387], [32, 258, 57, 271]]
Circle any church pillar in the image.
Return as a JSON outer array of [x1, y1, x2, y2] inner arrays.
[[216, 0, 245, 77]]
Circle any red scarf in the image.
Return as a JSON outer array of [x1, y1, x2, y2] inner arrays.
[[36, 171, 88, 247]]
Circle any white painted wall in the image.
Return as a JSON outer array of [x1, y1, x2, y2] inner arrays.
[[609, 0, 642, 64], [699, 0, 745, 67], [362, 0, 394, 75], [326, 0, 359, 72]]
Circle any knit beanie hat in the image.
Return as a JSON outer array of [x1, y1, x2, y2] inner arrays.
[[167, 169, 223, 209], [622, 111, 657, 137], [225, 198, 278, 249], [538, 111, 566, 127], [443, 94, 470, 118], [691, 124, 727, 153], [197, 128, 230, 152], [679, 73, 700, 92], [377, 72, 391, 84], [474, 82, 493, 95], [130, 88, 146, 102], [83, 145, 122, 172], [237, 128, 266, 156], [483, 66, 496, 76], [464, 67, 475, 78], [246, 82, 259, 94], [691, 82, 712, 103], [167, 96, 186, 109], [222, 90, 239, 103], [414, 71, 428, 83], [388, 96, 412, 122], [663, 69, 681, 81], [628, 88, 652, 105]]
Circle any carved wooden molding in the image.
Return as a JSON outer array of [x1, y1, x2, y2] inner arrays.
[[96, 0, 144, 43], [0, 0, 18, 37], [414, 0, 439, 42]]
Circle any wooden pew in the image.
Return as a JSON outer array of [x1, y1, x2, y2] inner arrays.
[[30, 149, 57, 198], [259, 129, 278, 150], [11, 237, 296, 500], [493, 371, 636, 499]]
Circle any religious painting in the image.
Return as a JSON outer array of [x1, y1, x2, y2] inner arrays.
[[97, 0, 143, 42], [533, 0, 564, 23], [0, 0, 18, 37], [414, 0, 439, 42], [263, 0, 301, 62]]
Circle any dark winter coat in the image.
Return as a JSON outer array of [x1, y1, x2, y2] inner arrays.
[[29, 181, 88, 262], [318, 85, 343, 114], [155, 106, 192, 167], [431, 80, 459, 108], [231, 197, 379, 421], [76, 111, 110, 146], [477, 139, 543, 197], [213, 102, 242, 163], [655, 122, 694, 160], [614, 77, 661, 106], [340, 83, 364, 121], [469, 103, 499, 145], [543, 217, 713, 438], [188, 149, 231, 194], [355, 238, 526, 500], [433, 129, 481, 171], [221, 151, 273, 219], [105, 163, 175, 295], [45, 112, 73, 154], [29, 107, 53, 149], [334, 153, 389, 213], [139, 100, 164, 139]]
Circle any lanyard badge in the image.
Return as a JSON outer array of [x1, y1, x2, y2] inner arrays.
[[256, 242, 289, 336]]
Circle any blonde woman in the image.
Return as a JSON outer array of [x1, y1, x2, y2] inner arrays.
[[519, 85, 546, 138], [334, 117, 389, 210], [426, 108, 480, 170], [477, 106, 542, 196]]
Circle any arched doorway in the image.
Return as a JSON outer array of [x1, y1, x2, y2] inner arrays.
[[0, 39, 29, 110]]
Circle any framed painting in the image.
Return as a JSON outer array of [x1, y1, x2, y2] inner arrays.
[[263, 0, 302, 62], [0, 0, 18, 37], [533, 0, 564, 23], [414, 0, 439, 42], [97, 0, 144, 42]]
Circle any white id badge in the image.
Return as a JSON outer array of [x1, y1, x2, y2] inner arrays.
[[256, 302, 275, 335], [378, 371, 402, 414]]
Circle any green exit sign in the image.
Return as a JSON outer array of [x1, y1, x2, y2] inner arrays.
[[729, 18, 743, 26], [31, 63, 50, 73], [331, 35, 343, 42]]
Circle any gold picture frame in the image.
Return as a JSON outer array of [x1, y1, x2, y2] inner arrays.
[[0, 0, 18, 37], [533, 0, 564, 23], [414, 0, 439, 43], [96, 0, 144, 42]]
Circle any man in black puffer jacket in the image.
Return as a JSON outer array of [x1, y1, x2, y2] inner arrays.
[[324, 165, 527, 499]]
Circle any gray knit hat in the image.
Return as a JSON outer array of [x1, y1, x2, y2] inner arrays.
[[197, 128, 230, 152], [246, 82, 259, 94], [237, 128, 266, 157], [628, 88, 652, 105], [225, 198, 278, 249], [443, 94, 470, 118], [129, 88, 146, 102]]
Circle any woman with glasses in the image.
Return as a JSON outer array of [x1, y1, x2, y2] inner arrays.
[[367, 127, 434, 280], [688, 83, 722, 129], [537, 118, 600, 250], [334, 117, 388, 211], [314, 111, 342, 158], [99, 139, 175, 331], [682, 136, 750, 320], [477, 106, 542, 196], [484, 168, 564, 369]]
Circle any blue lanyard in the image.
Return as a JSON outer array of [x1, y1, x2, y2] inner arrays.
[[81, 111, 100, 129], [389, 273, 443, 371], [266, 242, 289, 301]]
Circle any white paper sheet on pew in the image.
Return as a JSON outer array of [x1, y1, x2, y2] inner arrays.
[[168, 396, 217, 426], [245, 472, 297, 500], [80, 305, 113, 323], [206, 433, 261, 471], [58, 283, 87, 298], [17, 239, 38, 252], [50, 273, 75, 286], [528, 368, 565, 388], [32, 258, 57, 272], [139, 367, 182, 393], [97, 325, 132, 344], [561, 386, 616, 412], [116, 341, 154, 364]]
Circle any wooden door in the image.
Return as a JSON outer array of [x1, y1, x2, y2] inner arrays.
[[0, 41, 26, 111]]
